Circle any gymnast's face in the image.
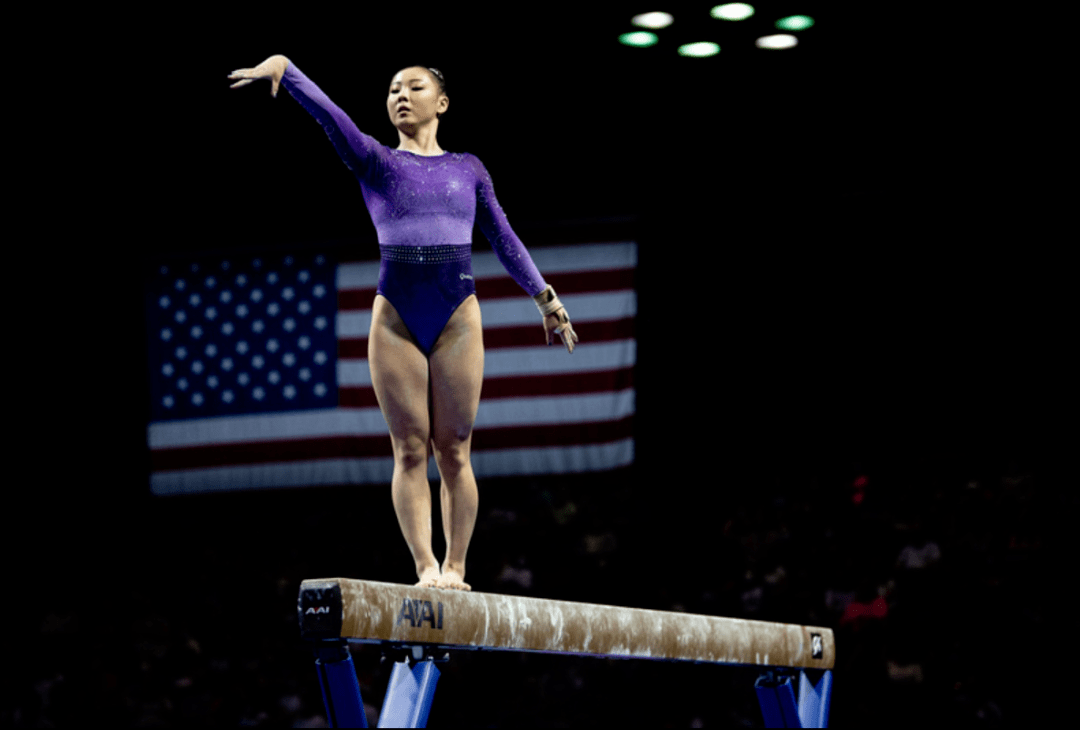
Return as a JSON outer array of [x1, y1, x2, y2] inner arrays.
[[388, 68, 448, 133]]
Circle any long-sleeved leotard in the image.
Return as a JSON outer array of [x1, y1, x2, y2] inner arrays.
[[280, 62, 547, 354]]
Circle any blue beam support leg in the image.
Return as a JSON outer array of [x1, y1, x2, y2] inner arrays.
[[312, 640, 369, 728], [755, 669, 832, 728], [798, 668, 832, 728], [378, 654, 441, 728]]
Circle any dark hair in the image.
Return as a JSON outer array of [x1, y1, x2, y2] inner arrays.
[[424, 67, 448, 98]]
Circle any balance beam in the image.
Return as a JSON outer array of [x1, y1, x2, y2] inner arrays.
[[299, 578, 834, 670]]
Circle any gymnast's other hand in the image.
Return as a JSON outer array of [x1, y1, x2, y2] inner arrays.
[[228, 55, 290, 98], [544, 309, 579, 354]]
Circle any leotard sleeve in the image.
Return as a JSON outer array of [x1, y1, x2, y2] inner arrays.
[[473, 157, 548, 297], [279, 61, 383, 178]]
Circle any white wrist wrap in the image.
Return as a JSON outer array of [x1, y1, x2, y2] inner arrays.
[[535, 286, 564, 316]]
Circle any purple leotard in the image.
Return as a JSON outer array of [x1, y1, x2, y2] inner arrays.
[[279, 62, 548, 354]]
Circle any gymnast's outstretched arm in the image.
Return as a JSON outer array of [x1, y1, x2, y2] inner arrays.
[[228, 55, 383, 176]]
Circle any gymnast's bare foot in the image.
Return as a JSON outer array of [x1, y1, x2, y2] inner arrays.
[[416, 564, 441, 588], [436, 565, 471, 591]]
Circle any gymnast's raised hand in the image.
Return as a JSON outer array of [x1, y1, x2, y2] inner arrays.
[[533, 285, 579, 354], [227, 54, 290, 97]]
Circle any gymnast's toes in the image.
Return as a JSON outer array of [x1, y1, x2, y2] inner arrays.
[[435, 572, 471, 591]]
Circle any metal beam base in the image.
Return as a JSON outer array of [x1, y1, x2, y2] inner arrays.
[[310, 640, 443, 729], [755, 669, 833, 728]]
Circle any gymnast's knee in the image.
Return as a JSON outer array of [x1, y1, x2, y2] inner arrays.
[[432, 437, 471, 478], [392, 434, 430, 473]]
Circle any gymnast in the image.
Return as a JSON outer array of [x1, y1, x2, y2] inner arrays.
[[228, 55, 578, 591]]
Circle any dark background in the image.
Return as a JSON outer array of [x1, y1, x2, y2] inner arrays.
[[12, 3, 1070, 727]]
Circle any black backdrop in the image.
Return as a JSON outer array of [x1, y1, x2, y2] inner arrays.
[[12, 4, 1070, 727]]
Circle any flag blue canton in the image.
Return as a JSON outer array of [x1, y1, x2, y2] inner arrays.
[[145, 251, 339, 422]]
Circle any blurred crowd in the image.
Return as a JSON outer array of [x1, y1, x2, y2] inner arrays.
[[5, 455, 1064, 727]]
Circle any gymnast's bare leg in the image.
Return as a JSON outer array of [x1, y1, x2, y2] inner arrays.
[[368, 294, 482, 590], [429, 295, 484, 590], [369, 295, 441, 587]]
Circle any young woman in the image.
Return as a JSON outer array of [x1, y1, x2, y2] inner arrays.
[[228, 55, 578, 590]]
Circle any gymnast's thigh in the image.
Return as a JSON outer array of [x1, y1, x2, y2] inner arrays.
[[368, 295, 431, 458], [429, 295, 484, 450]]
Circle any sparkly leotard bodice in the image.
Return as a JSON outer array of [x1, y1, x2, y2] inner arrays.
[[280, 62, 548, 297]]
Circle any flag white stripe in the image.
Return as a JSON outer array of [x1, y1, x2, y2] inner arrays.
[[150, 438, 634, 495], [149, 390, 635, 449], [478, 291, 637, 329], [335, 242, 638, 289], [335, 339, 635, 387]]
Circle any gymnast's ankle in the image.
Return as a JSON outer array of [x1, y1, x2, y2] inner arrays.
[[416, 563, 440, 587]]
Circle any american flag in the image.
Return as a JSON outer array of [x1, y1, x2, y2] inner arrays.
[[144, 241, 637, 495]]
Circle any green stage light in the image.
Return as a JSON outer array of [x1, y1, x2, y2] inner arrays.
[[619, 31, 659, 47], [776, 15, 815, 31]]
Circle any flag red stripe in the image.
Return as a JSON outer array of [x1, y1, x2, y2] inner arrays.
[[336, 318, 635, 358], [476, 268, 636, 300], [338, 367, 635, 408], [150, 416, 634, 471], [472, 416, 634, 450], [472, 367, 636, 399]]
